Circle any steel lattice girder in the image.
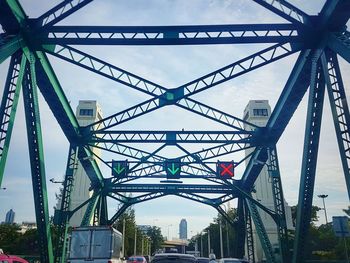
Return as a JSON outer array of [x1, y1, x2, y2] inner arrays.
[[53, 145, 79, 263], [38, 24, 303, 45], [322, 50, 350, 200], [89, 130, 253, 144], [22, 56, 54, 263], [0, 52, 26, 186], [292, 55, 326, 263]]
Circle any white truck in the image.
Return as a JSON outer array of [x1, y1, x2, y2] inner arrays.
[[67, 226, 123, 263]]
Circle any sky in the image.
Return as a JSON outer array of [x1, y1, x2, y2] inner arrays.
[[0, 0, 349, 240]]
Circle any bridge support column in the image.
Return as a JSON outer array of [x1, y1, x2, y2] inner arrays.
[[0, 52, 26, 186], [54, 145, 79, 263], [246, 196, 276, 263], [322, 51, 350, 200], [244, 199, 255, 263], [267, 147, 289, 263], [234, 197, 246, 258], [23, 55, 54, 263], [293, 53, 325, 263]]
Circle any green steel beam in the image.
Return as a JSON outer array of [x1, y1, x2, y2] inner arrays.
[[327, 32, 350, 64], [99, 194, 109, 225], [321, 51, 350, 200], [267, 147, 289, 263], [54, 145, 79, 263], [292, 54, 325, 263], [22, 56, 54, 263], [235, 198, 246, 258], [5, 0, 26, 24], [35, 51, 80, 139], [246, 196, 276, 263], [0, 52, 26, 186], [244, 199, 255, 263], [0, 36, 23, 63], [81, 191, 100, 226]]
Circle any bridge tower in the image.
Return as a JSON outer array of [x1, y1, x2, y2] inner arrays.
[[244, 100, 293, 261], [69, 100, 103, 226]]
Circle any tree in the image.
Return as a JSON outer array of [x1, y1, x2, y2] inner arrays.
[[0, 224, 21, 253], [291, 205, 321, 226], [146, 226, 164, 255], [189, 208, 238, 258], [113, 207, 137, 257]]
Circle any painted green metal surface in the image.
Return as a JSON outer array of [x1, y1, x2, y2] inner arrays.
[[293, 54, 326, 263], [0, 36, 23, 64], [244, 199, 255, 263], [267, 147, 289, 263], [35, 51, 80, 136], [81, 191, 100, 226], [54, 146, 79, 263], [246, 197, 276, 263], [22, 56, 54, 263], [0, 53, 26, 186], [322, 51, 350, 200]]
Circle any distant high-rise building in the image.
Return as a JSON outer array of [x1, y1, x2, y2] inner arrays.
[[179, 219, 187, 239], [5, 209, 15, 224], [243, 100, 293, 261]]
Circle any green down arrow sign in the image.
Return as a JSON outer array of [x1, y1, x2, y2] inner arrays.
[[112, 161, 128, 177], [168, 163, 180, 175], [165, 161, 181, 179]]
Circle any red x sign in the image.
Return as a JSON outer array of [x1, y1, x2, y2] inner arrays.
[[217, 161, 235, 179]]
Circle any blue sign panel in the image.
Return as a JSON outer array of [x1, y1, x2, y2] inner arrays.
[[332, 216, 350, 237]]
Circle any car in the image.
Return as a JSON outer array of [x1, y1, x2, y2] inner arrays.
[[127, 256, 147, 263], [0, 253, 29, 263], [217, 258, 249, 263], [151, 253, 197, 263], [196, 257, 210, 263]]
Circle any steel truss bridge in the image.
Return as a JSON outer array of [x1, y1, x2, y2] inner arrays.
[[0, 0, 349, 263]]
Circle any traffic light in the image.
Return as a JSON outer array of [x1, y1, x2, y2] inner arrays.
[[164, 159, 181, 179], [216, 161, 235, 179], [111, 160, 129, 178]]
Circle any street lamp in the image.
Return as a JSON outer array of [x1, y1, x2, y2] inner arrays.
[[222, 203, 230, 257], [318, 194, 329, 224], [167, 224, 172, 240], [49, 178, 64, 184], [206, 229, 211, 257], [219, 219, 223, 258], [200, 232, 203, 257]]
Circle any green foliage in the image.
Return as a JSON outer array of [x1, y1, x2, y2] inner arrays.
[[113, 207, 164, 257], [0, 224, 21, 253], [146, 226, 164, 255], [188, 208, 238, 258], [291, 205, 321, 226]]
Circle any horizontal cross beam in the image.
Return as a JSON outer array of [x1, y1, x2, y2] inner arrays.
[[90, 130, 253, 144], [39, 23, 302, 45], [107, 183, 236, 195]]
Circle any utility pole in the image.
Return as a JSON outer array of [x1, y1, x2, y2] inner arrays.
[[122, 218, 126, 257], [134, 228, 137, 255], [219, 220, 223, 258], [226, 221, 230, 257], [207, 229, 211, 256], [141, 236, 144, 255], [200, 232, 203, 257]]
